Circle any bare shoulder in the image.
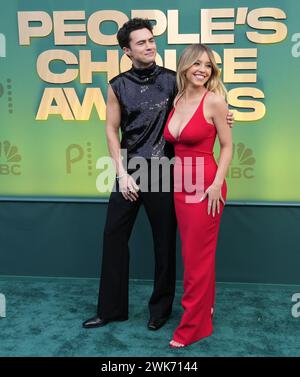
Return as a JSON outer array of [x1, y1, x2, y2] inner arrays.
[[107, 84, 120, 104], [206, 91, 227, 108]]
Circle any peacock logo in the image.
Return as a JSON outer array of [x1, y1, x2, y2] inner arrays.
[[0, 141, 22, 175], [233, 143, 256, 166], [227, 142, 256, 179]]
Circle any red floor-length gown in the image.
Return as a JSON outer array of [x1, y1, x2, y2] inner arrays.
[[163, 91, 227, 346]]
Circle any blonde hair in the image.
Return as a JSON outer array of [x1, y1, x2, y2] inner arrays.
[[174, 44, 227, 106]]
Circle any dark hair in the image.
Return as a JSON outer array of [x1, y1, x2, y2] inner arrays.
[[117, 18, 153, 49]]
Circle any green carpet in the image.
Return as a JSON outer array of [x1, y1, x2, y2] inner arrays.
[[0, 276, 299, 356]]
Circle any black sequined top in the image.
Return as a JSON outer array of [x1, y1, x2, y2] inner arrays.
[[109, 62, 177, 159]]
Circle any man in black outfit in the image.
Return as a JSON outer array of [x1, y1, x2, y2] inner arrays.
[[83, 18, 233, 331]]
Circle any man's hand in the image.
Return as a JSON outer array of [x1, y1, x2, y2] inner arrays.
[[226, 111, 234, 128], [118, 173, 139, 202]]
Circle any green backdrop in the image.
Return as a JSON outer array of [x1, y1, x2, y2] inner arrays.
[[0, 0, 299, 203]]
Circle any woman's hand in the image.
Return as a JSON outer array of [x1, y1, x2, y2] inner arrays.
[[200, 184, 225, 217], [118, 173, 139, 202]]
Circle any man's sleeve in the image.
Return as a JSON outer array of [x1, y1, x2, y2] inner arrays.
[[108, 77, 122, 104], [170, 74, 178, 104]]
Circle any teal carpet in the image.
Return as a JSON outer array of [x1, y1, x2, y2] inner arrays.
[[0, 276, 299, 356]]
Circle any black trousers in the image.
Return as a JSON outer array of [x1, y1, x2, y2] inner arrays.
[[97, 165, 177, 320]]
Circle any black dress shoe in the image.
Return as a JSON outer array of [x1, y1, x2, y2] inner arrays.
[[82, 316, 109, 328], [147, 317, 169, 331]]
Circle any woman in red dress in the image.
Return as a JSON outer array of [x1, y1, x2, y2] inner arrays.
[[163, 44, 232, 348]]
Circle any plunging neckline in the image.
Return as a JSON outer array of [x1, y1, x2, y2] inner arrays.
[[167, 91, 208, 141]]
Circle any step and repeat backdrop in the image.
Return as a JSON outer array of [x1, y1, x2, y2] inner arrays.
[[0, 0, 299, 203]]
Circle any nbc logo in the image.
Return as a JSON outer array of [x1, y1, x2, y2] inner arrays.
[[0, 141, 22, 175], [227, 142, 256, 179]]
